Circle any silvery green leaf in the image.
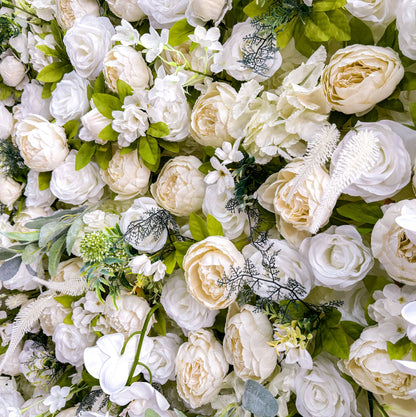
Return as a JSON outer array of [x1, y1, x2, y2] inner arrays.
[[25, 207, 86, 229], [48, 234, 67, 277], [39, 221, 69, 247], [2, 231, 40, 243], [242, 380, 279, 417], [145, 409, 161, 417], [0, 256, 22, 281], [66, 215, 84, 255], [21, 243, 41, 265]]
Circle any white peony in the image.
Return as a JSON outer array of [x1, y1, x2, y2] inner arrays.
[[0, 55, 27, 88], [107, 0, 145, 21], [19, 80, 51, 121], [137, 0, 188, 29], [50, 150, 105, 205], [185, 0, 232, 27], [39, 299, 71, 337], [0, 103, 13, 139], [63, 15, 115, 79], [396, 0, 416, 60], [56, 0, 100, 30], [345, 0, 396, 24], [0, 173, 24, 210]]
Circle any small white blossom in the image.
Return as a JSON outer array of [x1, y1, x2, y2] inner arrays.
[[204, 157, 234, 192], [214, 138, 244, 165], [112, 19, 140, 46], [188, 26, 222, 51], [140, 27, 169, 63], [43, 386, 71, 413]]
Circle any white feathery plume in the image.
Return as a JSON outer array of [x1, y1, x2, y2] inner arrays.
[[287, 124, 340, 202], [311, 129, 379, 234], [0, 295, 56, 373], [33, 275, 88, 296]]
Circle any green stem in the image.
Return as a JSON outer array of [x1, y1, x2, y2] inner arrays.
[[126, 303, 160, 385], [1, 1, 46, 21]]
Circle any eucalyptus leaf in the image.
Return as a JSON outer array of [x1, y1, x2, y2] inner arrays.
[[21, 243, 41, 265], [66, 215, 84, 255], [39, 221, 69, 247], [145, 410, 161, 417], [0, 256, 22, 281], [25, 207, 86, 229], [48, 234, 67, 277], [0, 249, 20, 261], [2, 231, 40, 243], [242, 380, 279, 417]]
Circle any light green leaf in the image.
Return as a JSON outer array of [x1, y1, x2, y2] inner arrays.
[[206, 214, 224, 237], [54, 295, 79, 308], [312, 0, 346, 11], [348, 16, 373, 45], [75, 141, 97, 171], [174, 410, 187, 417], [321, 326, 350, 359], [66, 215, 84, 255], [168, 19, 194, 47], [94, 72, 105, 93], [139, 136, 160, 165], [92, 93, 122, 119], [387, 337, 411, 360], [147, 122, 170, 138], [322, 308, 342, 327], [95, 142, 113, 169], [163, 252, 177, 274], [98, 123, 119, 142], [243, 0, 269, 17], [64, 120, 79, 140], [174, 241, 194, 268], [0, 256, 22, 281], [117, 79, 133, 102], [48, 234, 67, 277], [0, 83, 13, 101], [2, 231, 40, 243], [293, 18, 320, 57], [198, 161, 214, 175], [37, 62, 72, 83], [336, 201, 383, 224], [242, 380, 279, 417], [36, 44, 61, 58], [275, 18, 297, 50], [304, 12, 331, 42], [38, 171, 51, 191], [41, 82, 54, 99], [189, 212, 209, 241], [22, 243, 40, 265], [327, 9, 351, 41], [63, 312, 73, 325], [159, 140, 179, 153]]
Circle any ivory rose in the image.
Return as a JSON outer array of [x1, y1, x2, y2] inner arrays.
[[106, 0, 145, 21], [0, 173, 24, 210], [56, 0, 100, 29], [185, 0, 232, 27]]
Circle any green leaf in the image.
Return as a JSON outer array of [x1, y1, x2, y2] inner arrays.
[[95, 143, 113, 170], [42, 82, 56, 99], [243, 0, 269, 17], [39, 221, 69, 247], [206, 214, 224, 236], [387, 337, 411, 360], [66, 215, 84, 255], [0, 256, 22, 281], [410, 103, 416, 126], [48, 234, 67, 277], [401, 72, 416, 91], [168, 19, 194, 47], [64, 120, 79, 140], [36, 44, 61, 58], [304, 12, 331, 42], [321, 326, 350, 359], [377, 19, 399, 49], [340, 321, 364, 341], [98, 123, 119, 142], [159, 140, 179, 153], [275, 18, 297, 50], [327, 9, 351, 41], [363, 275, 391, 294], [147, 122, 170, 138], [163, 252, 177, 274], [174, 241, 194, 268], [37, 62, 72, 83], [120, 141, 138, 155], [139, 136, 160, 165], [21, 243, 40, 265], [92, 93, 122, 119], [50, 19, 64, 48], [63, 312, 73, 325], [2, 231, 40, 242], [322, 308, 342, 327], [54, 295, 79, 308], [38, 171, 52, 191], [117, 79, 133, 102], [0, 83, 13, 101], [348, 17, 374, 45], [94, 72, 105, 93], [174, 410, 187, 417], [204, 146, 216, 157], [145, 410, 161, 417], [336, 201, 383, 224], [0, 248, 22, 261], [75, 142, 97, 171], [378, 98, 404, 112], [312, 0, 346, 11], [189, 212, 209, 241], [242, 380, 279, 417], [154, 307, 167, 336], [25, 207, 86, 229], [293, 19, 321, 57], [198, 161, 213, 174]]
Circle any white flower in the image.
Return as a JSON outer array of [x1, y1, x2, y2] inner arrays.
[[129, 256, 166, 282], [204, 157, 235, 193], [345, 0, 396, 24], [56, 0, 100, 30], [188, 26, 222, 51], [39, 299, 70, 336], [49, 71, 90, 125], [140, 27, 169, 63], [161, 270, 218, 332], [300, 225, 373, 290], [43, 386, 70, 413], [0, 55, 27, 88], [0, 103, 13, 139], [397, 0, 416, 60], [19, 80, 51, 121], [176, 329, 229, 408], [224, 305, 277, 382], [295, 356, 360, 417], [107, 0, 145, 21], [137, 0, 188, 29], [185, 0, 232, 27], [0, 173, 24, 210], [64, 15, 115, 79], [79, 108, 112, 145], [215, 138, 243, 165], [84, 333, 140, 395], [0, 377, 24, 417], [151, 155, 205, 216], [401, 301, 416, 344], [27, 32, 55, 73], [50, 150, 105, 205], [112, 20, 140, 46], [119, 197, 168, 253], [110, 382, 171, 417]]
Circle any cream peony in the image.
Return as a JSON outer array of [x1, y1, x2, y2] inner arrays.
[[183, 236, 245, 310], [151, 155, 205, 216], [100, 149, 150, 200], [0, 55, 27, 88], [190, 81, 237, 147], [107, 0, 145, 21], [185, 0, 232, 27], [345, 0, 396, 24], [396, 0, 416, 60], [322, 44, 404, 115], [223, 304, 277, 382], [103, 45, 151, 93], [79, 108, 112, 145], [176, 329, 228, 408], [0, 173, 24, 210], [15, 114, 69, 172], [56, 0, 100, 30], [0, 103, 13, 140]]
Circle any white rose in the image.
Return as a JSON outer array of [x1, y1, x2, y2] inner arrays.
[[190, 81, 237, 147], [341, 326, 416, 398], [0, 377, 24, 417], [49, 71, 90, 125], [20, 80, 51, 121], [397, 0, 416, 60], [161, 270, 218, 332], [300, 225, 374, 291], [295, 356, 360, 417], [212, 20, 282, 82], [257, 159, 331, 233], [371, 199, 416, 285], [176, 329, 229, 408], [103, 45, 150, 93], [79, 107, 112, 145], [151, 155, 205, 216], [322, 44, 404, 115], [104, 292, 155, 337], [39, 299, 71, 336], [0, 173, 23, 210], [183, 236, 245, 310], [107, 0, 145, 21], [0, 55, 26, 88], [15, 114, 69, 172], [119, 197, 168, 253], [185, 0, 231, 26], [100, 149, 150, 200], [224, 305, 277, 382], [50, 150, 105, 205], [0, 103, 13, 139], [56, 0, 100, 30], [137, 0, 188, 29], [52, 257, 84, 282], [29, 0, 56, 21], [64, 15, 115, 79], [345, 0, 396, 24], [330, 120, 412, 202]]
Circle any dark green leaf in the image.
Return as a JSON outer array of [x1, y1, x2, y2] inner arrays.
[[401, 72, 416, 91], [363, 275, 391, 294], [0, 256, 22, 281], [340, 321, 364, 341], [48, 234, 67, 277], [336, 201, 383, 224], [154, 307, 167, 336], [410, 103, 416, 126], [75, 141, 97, 171], [348, 17, 373, 45], [377, 19, 399, 49], [321, 326, 350, 359], [159, 140, 179, 153], [242, 380, 279, 417], [378, 98, 404, 112]]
